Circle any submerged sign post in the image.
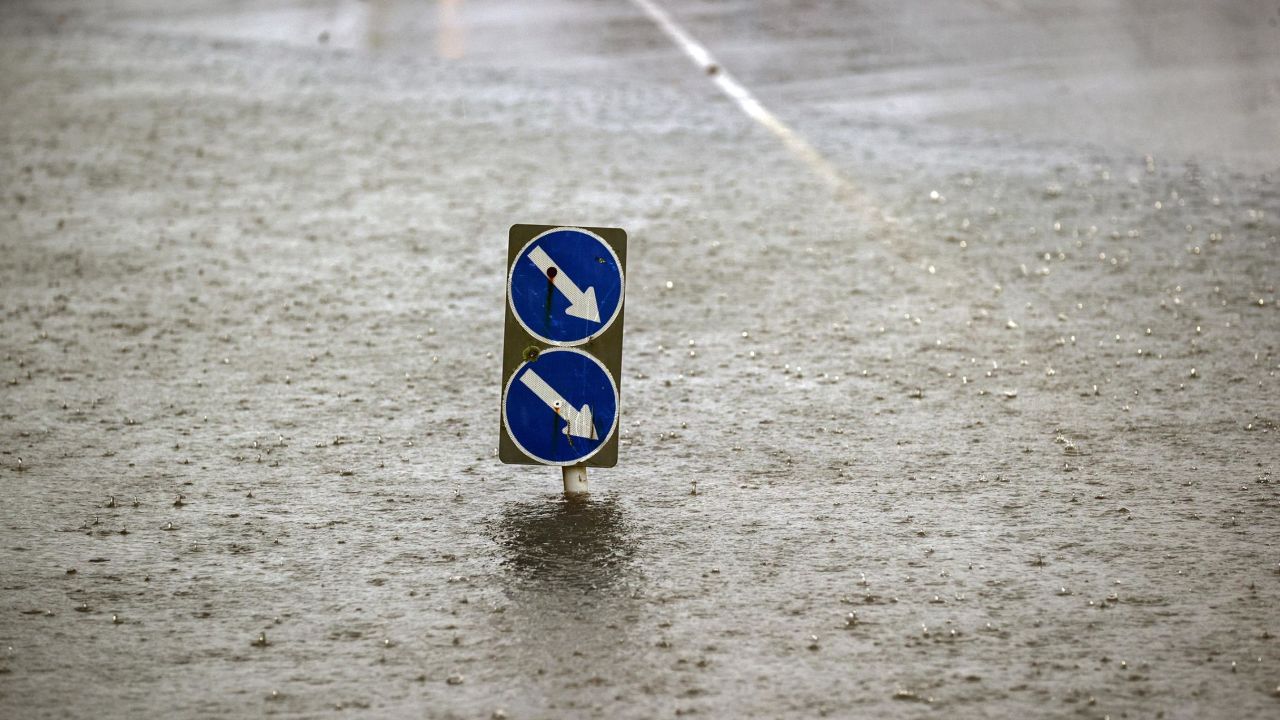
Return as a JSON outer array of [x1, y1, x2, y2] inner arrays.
[[499, 224, 627, 494]]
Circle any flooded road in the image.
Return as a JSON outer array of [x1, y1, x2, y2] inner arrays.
[[47, 0, 1280, 171], [1, 1, 1278, 718]]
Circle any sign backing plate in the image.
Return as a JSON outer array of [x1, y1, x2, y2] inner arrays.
[[499, 224, 627, 467]]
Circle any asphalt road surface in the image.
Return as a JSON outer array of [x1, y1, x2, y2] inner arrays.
[[1, 1, 1278, 718]]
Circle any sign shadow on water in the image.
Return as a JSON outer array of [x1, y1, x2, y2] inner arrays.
[[489, 495, 639, 596]]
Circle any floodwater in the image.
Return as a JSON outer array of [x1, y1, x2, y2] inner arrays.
[[1, 1, 1277, 718]]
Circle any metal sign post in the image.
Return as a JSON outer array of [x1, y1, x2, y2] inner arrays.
[[499, 225, 627, 496]]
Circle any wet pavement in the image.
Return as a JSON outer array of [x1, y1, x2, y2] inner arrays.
[[1, 1, 1278, 718], [41, 0, 1280, 171]]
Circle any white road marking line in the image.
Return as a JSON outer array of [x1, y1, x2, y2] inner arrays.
[[629, 0, 866, 202]]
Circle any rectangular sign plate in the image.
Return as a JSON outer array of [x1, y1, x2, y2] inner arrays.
[[499, 224, 627, 467]]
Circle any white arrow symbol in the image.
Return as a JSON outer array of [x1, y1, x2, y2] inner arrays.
[[527, 246, 601, 323], [518, 368, 598, 440]]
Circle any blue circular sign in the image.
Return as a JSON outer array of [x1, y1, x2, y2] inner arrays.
[[508, 227, 624, 346], [502, 348, 619, 466]]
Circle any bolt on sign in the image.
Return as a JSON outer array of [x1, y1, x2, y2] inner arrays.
[[500, 224, 627, 467]]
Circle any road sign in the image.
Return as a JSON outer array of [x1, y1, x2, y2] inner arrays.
[[507, 227, 624, 346], [500, 224, 626, 467], [502, 348, 619, 465]]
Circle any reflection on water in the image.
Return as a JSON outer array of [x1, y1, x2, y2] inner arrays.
[[104, 0, 1280, 167], [491, 494, 638, 594], [488, 495, 646, 706], [437, 0, 465, 59]]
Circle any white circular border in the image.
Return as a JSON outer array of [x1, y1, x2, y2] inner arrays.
[[502, 347, 620, 466], [507, 226, 625, 347]]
